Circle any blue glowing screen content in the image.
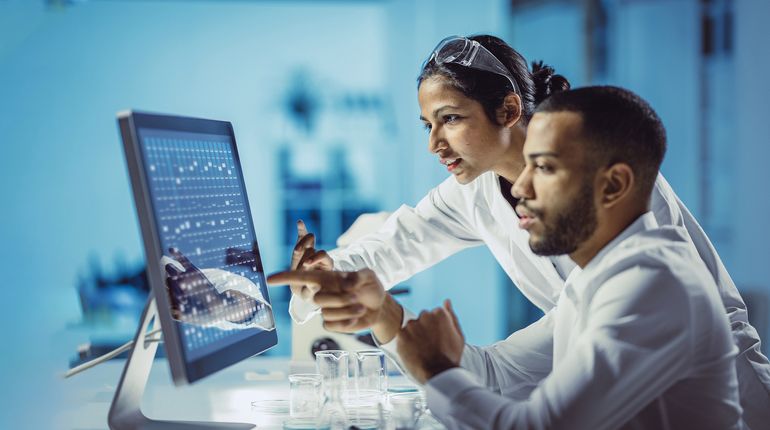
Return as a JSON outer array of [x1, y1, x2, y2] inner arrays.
[[137, 128, 274, 362]]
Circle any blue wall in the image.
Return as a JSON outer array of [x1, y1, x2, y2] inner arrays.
[[0, 1, 391, 425], [733, 0, 770, 330]]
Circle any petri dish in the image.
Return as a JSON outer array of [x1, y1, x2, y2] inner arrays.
[[251, 399, 290, 415]]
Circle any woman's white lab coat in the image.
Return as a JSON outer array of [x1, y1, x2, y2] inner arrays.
[[290, 171, 770, 429]]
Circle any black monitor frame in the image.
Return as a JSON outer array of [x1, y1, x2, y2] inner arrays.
[[118, 110, 277, 385]]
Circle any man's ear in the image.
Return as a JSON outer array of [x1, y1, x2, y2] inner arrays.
[[497, 93, 522, 128], [599, 163, 635, 208]]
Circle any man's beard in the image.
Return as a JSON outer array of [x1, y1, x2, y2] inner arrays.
[[527, 183, 598, 256]]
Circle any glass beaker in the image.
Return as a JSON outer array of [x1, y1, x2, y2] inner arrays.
[[354, 349, 387, 397], [288, 373, 324, 419], [314, 350, 349, 428], [343, 388, 384, 430], [389, 392, 425, 430]]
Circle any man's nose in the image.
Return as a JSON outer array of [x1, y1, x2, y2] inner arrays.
[[511, 167, 533, 200]]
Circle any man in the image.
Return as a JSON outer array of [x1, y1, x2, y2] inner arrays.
[[269, 86, 743, 429]]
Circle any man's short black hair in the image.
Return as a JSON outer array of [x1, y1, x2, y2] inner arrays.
[[535, 86, 667, 196]]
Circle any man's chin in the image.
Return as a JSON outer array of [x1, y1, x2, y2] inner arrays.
[[528, 237, 571, 256]]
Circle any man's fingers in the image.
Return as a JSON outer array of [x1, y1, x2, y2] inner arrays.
[[403, 318, 422, 335], [443, 299, 462, 333], [398, 322, 416, 346], [321, 304, 366, 322], [313, 291, 358, 307]]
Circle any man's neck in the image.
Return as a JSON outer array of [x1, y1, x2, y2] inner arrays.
[[569, 208, 647, 268]]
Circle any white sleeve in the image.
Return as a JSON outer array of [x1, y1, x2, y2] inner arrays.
[[375, 308, 554, 397], [425, 268, 694, 430], [460, 311, 554, 400], [652, 175, 770, 427], [290, 176, 485, 323], [329, 176, 484, 286]]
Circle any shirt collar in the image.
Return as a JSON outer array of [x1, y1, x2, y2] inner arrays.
[[581, 211, 659, 274], [560, 211, 658, 305]]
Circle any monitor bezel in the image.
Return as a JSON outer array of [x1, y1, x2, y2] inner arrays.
[[118, 110, 278, 385]]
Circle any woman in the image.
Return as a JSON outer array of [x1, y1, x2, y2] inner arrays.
[[288, 35, 770, 428], [290, 35, 571, 314]]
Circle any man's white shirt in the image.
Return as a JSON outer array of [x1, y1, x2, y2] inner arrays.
[[382, 213, 742, 429]]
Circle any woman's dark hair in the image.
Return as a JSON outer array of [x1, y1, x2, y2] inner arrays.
[[418, 34, 570, 125]]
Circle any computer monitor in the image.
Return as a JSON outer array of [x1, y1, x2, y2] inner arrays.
[[118, 111, 277, 385]]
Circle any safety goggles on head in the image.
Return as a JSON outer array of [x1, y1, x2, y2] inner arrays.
[[426, 35, 520, 95]]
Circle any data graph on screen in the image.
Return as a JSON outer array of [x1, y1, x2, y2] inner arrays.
[[138, 128, 274, 361]]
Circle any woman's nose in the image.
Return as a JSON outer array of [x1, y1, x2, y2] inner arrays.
[[428, 127, 446, 153]]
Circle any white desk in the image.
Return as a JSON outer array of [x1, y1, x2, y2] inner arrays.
[[58, 356, 444, 429]]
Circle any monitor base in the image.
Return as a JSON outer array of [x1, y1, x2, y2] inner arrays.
[[108, 297, 254, 430]]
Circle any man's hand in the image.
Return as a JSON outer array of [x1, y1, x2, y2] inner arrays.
[[267, 269, 403, 341], [289, 220, 334, 301], [397, 299, 465, 384]]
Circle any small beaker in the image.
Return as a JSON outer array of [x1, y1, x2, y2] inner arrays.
[[314, 350, 349, 428], [354, 349, 387, 397], [343, 389, 384, 430], [389, 392, 425, 430], [315, 350, 349, 399], [288, 373, 324, 419]]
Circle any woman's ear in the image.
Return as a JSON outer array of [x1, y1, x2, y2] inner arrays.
[[498, 93, 522, 128], [600, 163, 635, 208]]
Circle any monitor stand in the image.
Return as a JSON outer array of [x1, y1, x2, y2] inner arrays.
[[108, 297, 254, 429]]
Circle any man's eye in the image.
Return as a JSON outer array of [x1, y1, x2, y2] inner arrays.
[[536, 164, 553, 173], [423, 122, 432, 132]]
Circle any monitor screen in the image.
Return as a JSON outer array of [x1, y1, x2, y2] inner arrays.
[[119, 111, 277, 384]]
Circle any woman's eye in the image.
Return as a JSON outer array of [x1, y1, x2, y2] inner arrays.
[[536, 164, 553, 173], [443, 114, 460, 124]]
